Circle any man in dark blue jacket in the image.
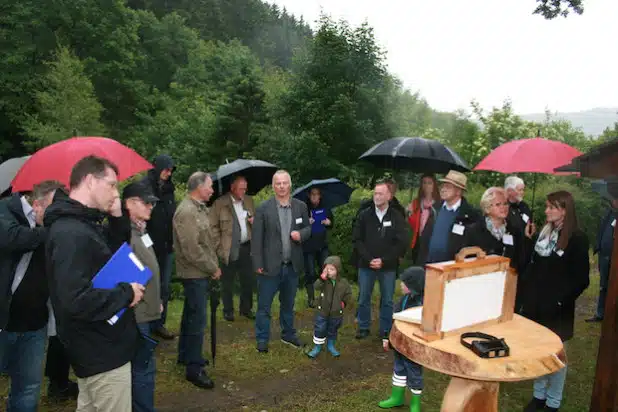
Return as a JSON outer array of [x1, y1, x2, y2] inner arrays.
[[0, 180, 65, 412], [141, 154, 177, 340], [587, 199, 618, 322]]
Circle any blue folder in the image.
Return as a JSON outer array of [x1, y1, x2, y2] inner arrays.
[[311, 208, 327, 234], [92, 242, 153, 325]]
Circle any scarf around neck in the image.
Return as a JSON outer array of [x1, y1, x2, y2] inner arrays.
[[534, 224, 561, 257], [485, 216, 507, 241]]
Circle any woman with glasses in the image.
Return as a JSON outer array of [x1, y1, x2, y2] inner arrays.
[[464, 187, 525, 273], [519, 191, 589, 412]]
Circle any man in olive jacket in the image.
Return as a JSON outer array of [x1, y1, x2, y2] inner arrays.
[[173, 172, 220, 390], [251, 170, 311, 353], [211, 176, 256, 321]]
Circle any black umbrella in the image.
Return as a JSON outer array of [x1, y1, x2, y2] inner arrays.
[[0, 155, 30, 195], [212, 159, 278, 200], [358, 137, 469, 173], [209, 281, 220, 366], [292, 178, 353, 210]]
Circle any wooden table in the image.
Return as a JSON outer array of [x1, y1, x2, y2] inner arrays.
[[390, 314, 565, 412]]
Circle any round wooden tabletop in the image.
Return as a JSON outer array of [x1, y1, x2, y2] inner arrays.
[[390, 314, 565, 382]]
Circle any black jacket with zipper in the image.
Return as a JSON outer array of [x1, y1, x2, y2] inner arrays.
[[44, 192, 138, 378], [0, 194, 47, 331]]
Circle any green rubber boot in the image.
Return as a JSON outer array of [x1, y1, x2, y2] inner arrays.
[[410, 392, 421, 412], [378, 386, 406, 409]]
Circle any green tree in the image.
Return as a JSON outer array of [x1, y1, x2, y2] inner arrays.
[[534, 0, 584, 19], [22, 47, 106, 150]]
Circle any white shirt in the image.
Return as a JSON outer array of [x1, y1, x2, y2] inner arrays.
[[375, 205, 389, 222], [11, 197, 36, 294], [231, 195, 249, 243], [444, 198, 462, 212]]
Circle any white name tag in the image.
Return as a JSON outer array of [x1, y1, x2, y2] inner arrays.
[[556, 250, 564, 257], [383, 221, 392, 227], [522, 214, 530, 224], [452, 224, 465, 236], [141, 234, 153, 248], [503, 234, 514, 246], [612, 219, 616, 228], [295, 217, 303, 224]]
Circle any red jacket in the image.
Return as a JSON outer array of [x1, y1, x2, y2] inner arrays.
[[407, 199, 421, 249]]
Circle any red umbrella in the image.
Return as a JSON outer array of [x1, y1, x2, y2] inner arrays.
[[11, 137, 152, 192], [474, 137, 583, 174]]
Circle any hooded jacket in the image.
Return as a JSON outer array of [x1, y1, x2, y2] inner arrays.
[[313, 256, 353, 318], [44, 192, 138, 378], [140, 155, 176, 259]]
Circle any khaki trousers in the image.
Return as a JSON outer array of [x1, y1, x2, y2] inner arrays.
[[76, 362, 132, 412]]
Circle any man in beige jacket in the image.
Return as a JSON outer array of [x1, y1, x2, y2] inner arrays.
[[211, 176, 256, 321], [173, 172, 220, 390]]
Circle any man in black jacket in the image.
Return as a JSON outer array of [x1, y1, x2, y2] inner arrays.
[[417, 170, 481, 265], [0, 180, 64, 412], [353, 181, 408, 340], [588, 199, 618, 322], [141, 154, 176, 340], [45, 155, 145, 410], [505, 176, 532, 236]]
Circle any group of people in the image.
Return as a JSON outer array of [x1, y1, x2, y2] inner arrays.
[[0, 151, 605, 412]]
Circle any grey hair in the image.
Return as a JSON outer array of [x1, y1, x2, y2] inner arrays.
[[504, 176, 524, 191], [480, 187, 506, 215], [32, 180, 67, 201], [272, 170, 292, 187], [187, 172, 211, 192]]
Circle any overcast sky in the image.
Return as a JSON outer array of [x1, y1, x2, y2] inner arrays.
[[267, 0, 618, 115]]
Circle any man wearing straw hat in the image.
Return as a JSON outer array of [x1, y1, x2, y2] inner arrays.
[[417, 170, 481, 265]]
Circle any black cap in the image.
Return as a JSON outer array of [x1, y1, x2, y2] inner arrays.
[[122, 181, 159, 204], [399, 266, 425, 295]]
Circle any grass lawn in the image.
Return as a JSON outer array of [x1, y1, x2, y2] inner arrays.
[[1, 267, 602, 411]]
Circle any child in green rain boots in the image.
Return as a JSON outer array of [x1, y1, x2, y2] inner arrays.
[[306, 256, 353, 358], [379, 266, 425, 412]]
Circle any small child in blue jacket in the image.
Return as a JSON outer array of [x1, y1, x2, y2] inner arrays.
[[379, 266, 425, 412]]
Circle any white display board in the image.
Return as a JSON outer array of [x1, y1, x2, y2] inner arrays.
[[393, 306, 423, 324], [441, 270, 506, 331]]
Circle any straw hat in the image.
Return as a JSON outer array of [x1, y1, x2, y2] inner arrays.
[[439, 170, 468, 191]]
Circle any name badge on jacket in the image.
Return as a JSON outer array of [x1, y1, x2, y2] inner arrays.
[[295, 217, 303, 224], [556, 250, 565, 257], [383, 221, 392, 227], [522, 214, 530, 224], [452, 224, 465, 236], [502, 234, 514, 246], [612, 219, 616, 228], [141, 234, 154, 248]]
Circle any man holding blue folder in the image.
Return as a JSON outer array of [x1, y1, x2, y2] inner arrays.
[[45, 156, 145, 411]]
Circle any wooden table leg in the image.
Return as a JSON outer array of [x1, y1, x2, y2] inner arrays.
[[441, 377, 499, 412]]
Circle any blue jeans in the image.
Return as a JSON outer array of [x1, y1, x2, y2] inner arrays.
[[0, 327, 47, 412], [356, 268, 396, 335], [177, 278, 208, 376], [393, 350, 423, 391], [153, 253, 174, 329], [304, 248, 329, 287], [596, 255, 611, 318], [312, 314, 342, 344], [255, 264, 299, 343], [132, 322, 157, 412], [533, 365, 568, 408]]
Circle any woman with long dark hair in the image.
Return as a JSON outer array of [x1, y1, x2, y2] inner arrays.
[[520, 191, 590, 412], [407, 174, 440, 262]]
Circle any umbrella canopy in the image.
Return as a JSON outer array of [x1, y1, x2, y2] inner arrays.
[[474, 138, 583, 174], [358, 137, 470, 173], [11, 137, 152, 192], [292, 178, 353, 210], [0, 155, 30, 194], [212, 159, 278, 200]]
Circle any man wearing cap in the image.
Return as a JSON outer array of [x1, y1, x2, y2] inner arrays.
[[140, 154, 176, 340], [417, 170, 481, 265], [109, 181, 162, 412]]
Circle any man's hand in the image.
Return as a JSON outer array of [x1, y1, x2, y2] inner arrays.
[[309, 217, 315, 224], [129, 283, 145, 307], [212, 267, 222, 280], [321, 218, 331, 226], [160, 303, 164, 313], [247, 217, 254, 225], [382, 339, 390, 352], [256, 268, 264, 275], [109, 197, 122, 217], [369, 258, 383, 269], [525, 222, 537, 239], [290, 230, 301, 242]]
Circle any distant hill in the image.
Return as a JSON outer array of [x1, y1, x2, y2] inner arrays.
[[521, 108, 618, 137]]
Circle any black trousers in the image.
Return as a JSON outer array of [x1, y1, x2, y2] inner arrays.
[[222, 242, 254, 315], [45, 336, 71, 385]]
